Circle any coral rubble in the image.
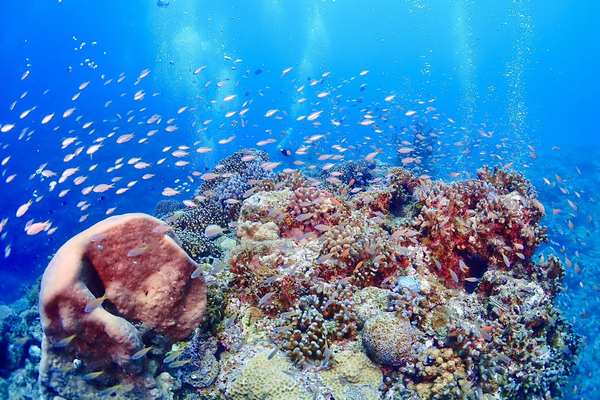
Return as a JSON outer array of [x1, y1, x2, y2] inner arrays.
[[0, 153, 580, 399]]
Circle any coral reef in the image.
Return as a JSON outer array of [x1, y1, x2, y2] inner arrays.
[[0, 157, 580, 400]]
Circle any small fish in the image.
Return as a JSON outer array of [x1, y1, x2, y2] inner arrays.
[[257, 138, 276, 146], [204, 224, 224, 239], [130, 346, 153, 360], [449, 269, 459, 284], [162, 187, 180, 197], [128, 244, 150, 257], [307, 110, 322, 121], [264, 109, 279, 118], [260, 161, 281, 171], [82, 370, 105, 381], [218, 135, 236, 145], [191, 265, 204, 279], [25, 220, 51, 236], [16, 200, 33, 218], [267, 347, 279, 359], [502, 253, 511, 268], [53, 334, 77, 348], [163, 348, 185, 364], [84, 294, 107, 313], [168, 358, 192, 368], [152, 224, 173, 235], [99, 383, 134, 396], [196, 147, 213, 154], [314, 224, 330, 232], [93, 184, 114, 193], [258, 292, 275, 307], [41, 113, 55, 125], [295, 213, 313, 222], [201, 173, 221, 181]]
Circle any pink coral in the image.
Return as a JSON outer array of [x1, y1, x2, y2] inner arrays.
[[282, 186, 348, 237]]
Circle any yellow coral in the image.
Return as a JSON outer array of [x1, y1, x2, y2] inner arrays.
[[226, 351, 311, 400], [412, 347, 471, 399], [320, 349, 382, 400]]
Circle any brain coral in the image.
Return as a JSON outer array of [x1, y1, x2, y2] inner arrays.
[[226, 351, 311, 400], [362, 313, 423, 367], [319, 348, 383, 400]]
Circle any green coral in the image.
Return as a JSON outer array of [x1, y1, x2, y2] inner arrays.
[[226, 351, 311, 400]]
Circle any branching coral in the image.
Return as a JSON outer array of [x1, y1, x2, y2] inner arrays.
[[277, 282, 358, 366]]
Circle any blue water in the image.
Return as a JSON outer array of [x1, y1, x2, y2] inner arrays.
[[0, 1, 598, 398]]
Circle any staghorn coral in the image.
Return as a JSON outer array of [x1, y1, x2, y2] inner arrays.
[[277, 169, 309, 191], [318, 220, 408, 287]]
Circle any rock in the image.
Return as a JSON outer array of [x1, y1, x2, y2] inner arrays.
[[172, 332, 219, 389], [39, 213, 207, 366], [239, 190, 292, 225], [237, 221, 280, 241], [362, 313, 423, 367], [28, 345, 41, 362], [320, 347, 382, 400]]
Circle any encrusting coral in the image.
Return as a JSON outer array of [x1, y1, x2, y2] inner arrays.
[[29, 153, 579, 400]]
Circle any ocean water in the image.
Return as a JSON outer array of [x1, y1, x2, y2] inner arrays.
[[0, 1, 598, 399]]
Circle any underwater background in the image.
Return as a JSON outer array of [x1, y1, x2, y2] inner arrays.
[[0, 1, 598, 399]]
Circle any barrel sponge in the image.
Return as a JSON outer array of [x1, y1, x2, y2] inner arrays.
[[226, 351, 311, 400], [39, 213, 207, 366]]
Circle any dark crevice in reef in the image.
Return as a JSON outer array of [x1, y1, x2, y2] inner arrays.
[[459, 252, 488, 293], [79, 257, 105, 298], [78, 257, 124, 319]]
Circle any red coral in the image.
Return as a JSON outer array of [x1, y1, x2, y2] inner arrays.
[[414, 174, 547, 288]]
